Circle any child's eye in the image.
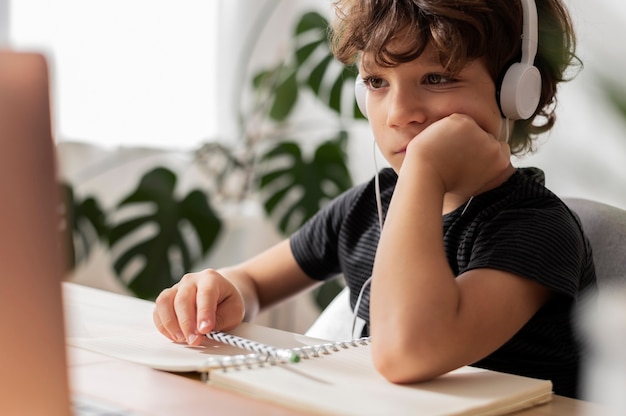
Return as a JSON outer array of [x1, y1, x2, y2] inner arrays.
[[363, 76, 388, 90], [424, 73, 455, 85]]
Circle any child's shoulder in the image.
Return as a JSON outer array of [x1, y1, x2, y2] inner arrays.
[[476, 167, 577, 227]]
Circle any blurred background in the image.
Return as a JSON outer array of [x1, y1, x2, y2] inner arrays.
[[1, 0, 625, 332]]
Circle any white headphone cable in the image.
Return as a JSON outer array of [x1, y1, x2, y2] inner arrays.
[[373, 139, 383, 231], [351, 140, 383, 338]]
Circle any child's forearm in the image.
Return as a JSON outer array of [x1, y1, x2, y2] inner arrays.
[[370, 159, 464, 382]]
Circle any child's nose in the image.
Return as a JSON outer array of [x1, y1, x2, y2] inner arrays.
[[386, 88, 427, 128]]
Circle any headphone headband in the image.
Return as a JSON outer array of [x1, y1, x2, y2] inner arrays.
[[520, 0, 539, 66]]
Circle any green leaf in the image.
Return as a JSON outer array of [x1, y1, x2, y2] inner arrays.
[[270, 70, 299, 121], [251, 10, 366, 121], [180, 190, 222, 254], [252, 66, 282, 91], [61, 182, 108, 270], [605, 84, 626, 119], [296, 11, 329, 36], [258, 133, 352, 235], [306, 55, 333, 95], [108, 167, 222, 300], [328, 70, 345, 113], [295, 40, 324, 66], [294, 14, 331, 64], [293, 12, 360, 117]]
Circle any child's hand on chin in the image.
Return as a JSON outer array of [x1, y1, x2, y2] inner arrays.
[[404, 113, 512, 198]]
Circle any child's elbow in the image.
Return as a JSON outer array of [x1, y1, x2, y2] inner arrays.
[[371, 341, 442, 384]]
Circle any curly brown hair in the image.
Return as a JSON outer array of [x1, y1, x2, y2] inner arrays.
[[330, 0, 580, 154]]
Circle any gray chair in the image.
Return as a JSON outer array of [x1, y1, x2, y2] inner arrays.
[[564, 198, 626, 290], [307, 198, 626, 340]]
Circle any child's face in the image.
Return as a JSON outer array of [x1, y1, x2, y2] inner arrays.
[[360, 43, 503, 173]]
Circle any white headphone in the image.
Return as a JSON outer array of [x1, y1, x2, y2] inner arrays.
[[354, 0, 541, 121]]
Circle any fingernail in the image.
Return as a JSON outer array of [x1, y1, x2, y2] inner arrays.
[[198, 320, 210, 333], [188, 334, 199, 344], [175, 332, 185, 343]]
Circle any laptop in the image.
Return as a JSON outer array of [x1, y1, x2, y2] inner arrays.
[[0, 50, 132, 416]]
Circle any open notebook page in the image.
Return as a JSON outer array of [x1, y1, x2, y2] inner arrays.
[[208, 343, 552, 416]]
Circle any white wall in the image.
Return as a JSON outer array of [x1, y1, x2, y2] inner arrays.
[[514, 0, 626, 210]]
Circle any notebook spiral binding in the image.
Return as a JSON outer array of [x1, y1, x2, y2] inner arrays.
[[200, 337, 371, 378]]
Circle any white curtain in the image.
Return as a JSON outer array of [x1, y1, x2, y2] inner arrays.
[[9, 0, 219, 151]]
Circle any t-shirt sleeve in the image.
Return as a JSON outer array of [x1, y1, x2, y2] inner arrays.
[[289, 184, 366, 281], [467, 204, 587, 299]]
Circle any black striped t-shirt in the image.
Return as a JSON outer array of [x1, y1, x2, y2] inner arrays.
[[290, 167, 596, 398]]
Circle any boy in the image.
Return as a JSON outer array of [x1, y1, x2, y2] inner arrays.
[[154, 0, 595, 399]]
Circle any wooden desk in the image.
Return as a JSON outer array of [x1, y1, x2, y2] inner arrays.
[[64, 283, 608, 415]]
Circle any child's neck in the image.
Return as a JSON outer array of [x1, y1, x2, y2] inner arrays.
[[442, 194, 471, 215]]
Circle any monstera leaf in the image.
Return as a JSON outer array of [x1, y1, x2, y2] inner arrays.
[[294, 11, 362, 118], [108, 167, 222, 300], [61, 182, 108, 271], [253, 66, 299, 122], [259, 131, 352, 234], [252, 11, 364, 122]]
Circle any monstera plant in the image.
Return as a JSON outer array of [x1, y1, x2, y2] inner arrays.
[[198, 10, 363, 235], [64, 10, 364, 305], [63, 167, 222, 300]]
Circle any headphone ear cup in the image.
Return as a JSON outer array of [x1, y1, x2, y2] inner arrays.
[[498, 62, 542, 120], [355, 77, 368, 119]]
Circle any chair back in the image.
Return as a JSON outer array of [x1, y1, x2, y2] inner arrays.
[[564, 198, 626, 289]]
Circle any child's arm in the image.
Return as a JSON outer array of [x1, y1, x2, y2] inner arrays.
[[369, 114, 551, 383], [153, 239, 316, 346]]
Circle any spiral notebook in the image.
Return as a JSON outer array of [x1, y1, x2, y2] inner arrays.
[[65, 283, 553, 416], [207, 340, 553, 416]]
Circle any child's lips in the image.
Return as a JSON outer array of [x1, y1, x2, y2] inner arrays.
[[397, 139, 414, 154]]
